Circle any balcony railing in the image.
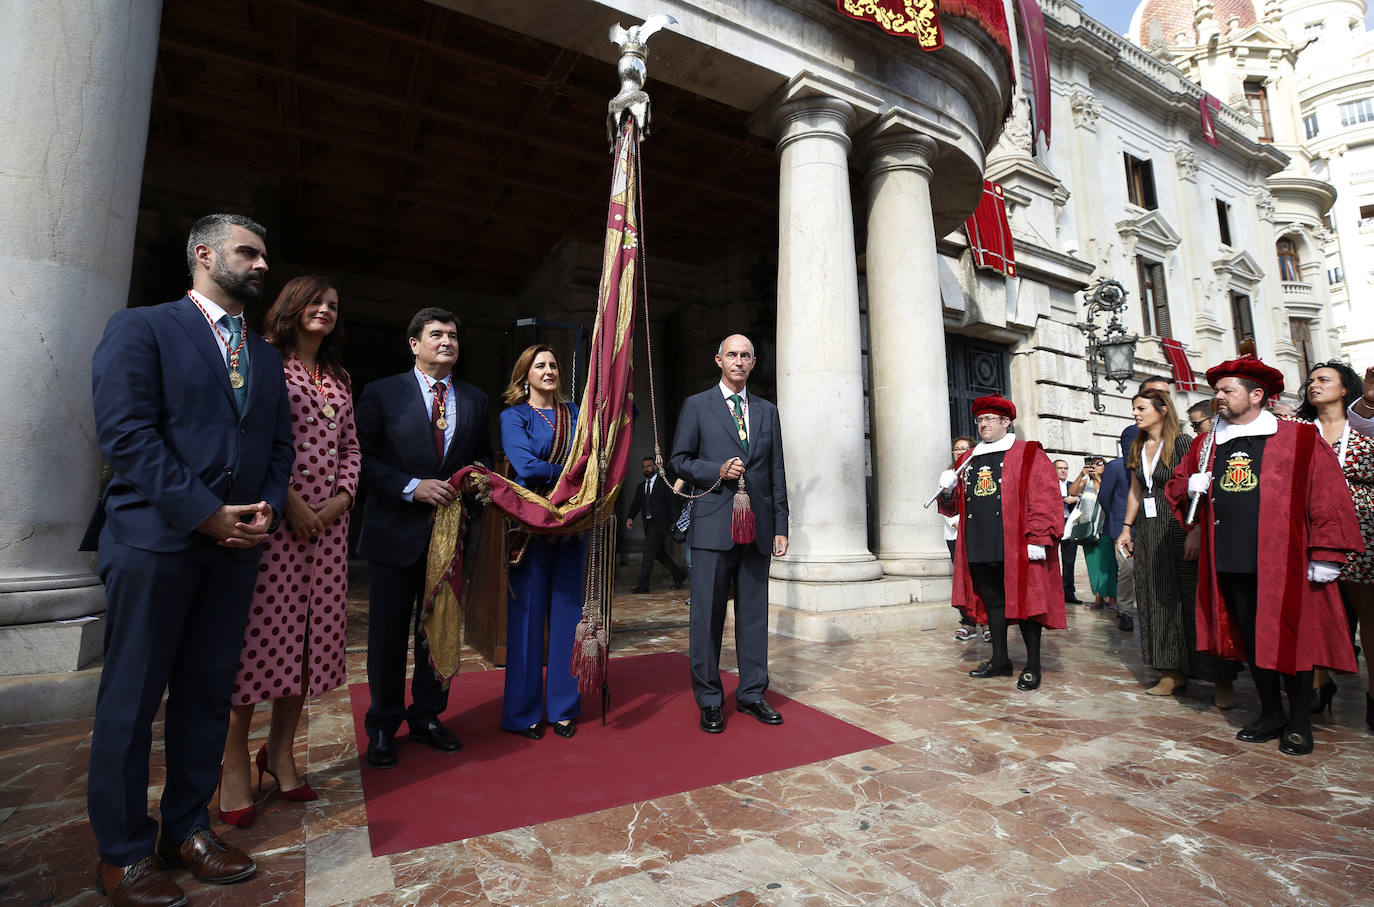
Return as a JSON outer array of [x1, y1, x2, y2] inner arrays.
[[1282, 281, 1314, 299]]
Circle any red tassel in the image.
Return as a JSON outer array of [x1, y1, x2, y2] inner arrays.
[[570, 619, 607, 694], [731, 482, 756, 544]]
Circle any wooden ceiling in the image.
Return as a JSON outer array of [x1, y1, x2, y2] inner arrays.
[[145, 0, 781, 294]]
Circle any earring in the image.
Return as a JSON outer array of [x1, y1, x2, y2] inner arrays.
[[523, 381, 530, 397]]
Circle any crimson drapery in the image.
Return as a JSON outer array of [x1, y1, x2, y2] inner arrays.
[[1014, 0, 1050, 152], [1161, 338, 1201, 392], [1200, 93, 1222, 147], [835, 0, 945, 49], [420, 120, 642, 686], [964, 180, 1017, 276]]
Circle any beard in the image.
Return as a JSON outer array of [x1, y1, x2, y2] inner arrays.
[[212, 257, 265, 303]]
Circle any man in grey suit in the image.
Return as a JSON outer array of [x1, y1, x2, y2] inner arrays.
[[671, 334, 789, 733]]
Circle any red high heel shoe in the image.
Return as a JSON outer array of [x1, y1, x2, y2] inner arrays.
[[216, 768, 257, 828], [256, 743, 318, 802]]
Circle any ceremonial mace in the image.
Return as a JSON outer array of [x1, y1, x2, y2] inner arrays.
[[1186, 417, 1218, 526], [922, 458, 973, 510]]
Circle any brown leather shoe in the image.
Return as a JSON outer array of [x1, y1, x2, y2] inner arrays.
[[93, 855, 188, 907], [156, 826, 256, 885]]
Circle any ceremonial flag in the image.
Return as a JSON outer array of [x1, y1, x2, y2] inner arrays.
[[965, 181, 1017, 277], [835, 0, 944, 50], [1200, 93, 1221, 147], [1015, 0, 1051, 153], [1161, 338, 1201, 392], [421, 120, 643, 686]]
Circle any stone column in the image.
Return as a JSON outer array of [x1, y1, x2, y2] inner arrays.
[[0, 1, 163, 715], [861, 114, 952, 579], [767, 93, 882, 585]]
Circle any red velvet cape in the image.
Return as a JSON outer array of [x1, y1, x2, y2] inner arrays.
[[1163, 420, 1362, 674], [940, 439, 1066, 628]]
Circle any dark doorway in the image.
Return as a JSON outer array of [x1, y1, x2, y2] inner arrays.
[[946, 334, 1009, 439]]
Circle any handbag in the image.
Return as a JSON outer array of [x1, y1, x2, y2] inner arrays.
[[1064, 487, 1103, 545]]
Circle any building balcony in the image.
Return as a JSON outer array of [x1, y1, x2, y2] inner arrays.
[[1282, 280, 1322, 317]]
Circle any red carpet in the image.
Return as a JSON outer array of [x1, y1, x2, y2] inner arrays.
[[348, 652, 890, 856]]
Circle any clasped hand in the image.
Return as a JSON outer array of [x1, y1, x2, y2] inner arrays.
[[198, 502, 274, 548], [719, 457, 745, 481]]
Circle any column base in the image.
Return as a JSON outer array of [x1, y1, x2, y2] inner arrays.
[[768, 576, 956, 641], [0, 615, 104, 675], [0, 661, 103, 724], [876, 551, 954, 580], [770, 554, 884, 583]]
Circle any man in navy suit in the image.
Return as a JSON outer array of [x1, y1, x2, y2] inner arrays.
[[624, 456, 687, 592], [356, 307, 493, 769], [85, 213, 293, 906], [671, 334, 789, 734]]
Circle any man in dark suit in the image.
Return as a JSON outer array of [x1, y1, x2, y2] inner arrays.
[[356, 307, 493, 769], [85, 213, 293, 906], [624, 457, 687, 592], [671, 334, 789, 734]]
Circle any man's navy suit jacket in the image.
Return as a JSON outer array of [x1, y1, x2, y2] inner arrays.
[[355, 371, 493, 567], [85, 295, 294, 554], [670, 388, 788, 555]]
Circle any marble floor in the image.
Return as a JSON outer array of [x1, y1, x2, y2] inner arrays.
[[2, 562, 1373, 906]]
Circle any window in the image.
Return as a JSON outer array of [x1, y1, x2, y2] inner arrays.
[[1328, 266, 1344, 285], [1229, 292, 1254, 351], [1136, 256, 1172, 338], [1324, 212, 1337, 233], [1339, 98, 1374, 127], [1246, 80, 1273, 142], [1216, 199, 1233, 246], [1360, 204, 1374, 228], [1290, 318, 1314, 379], [1124, 154, 1157, 210], [1276, 238, 1301, 281], [1304, 113, 1320, 140]]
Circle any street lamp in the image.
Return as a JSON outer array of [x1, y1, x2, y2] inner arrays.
[[1076, 278, 1138, 414]]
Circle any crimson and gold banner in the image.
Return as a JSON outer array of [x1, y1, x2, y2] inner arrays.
[[836, 0, 944, 50], [421, 120, 643, 684]]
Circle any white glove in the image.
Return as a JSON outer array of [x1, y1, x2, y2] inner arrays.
[[1187, 472, 1212, 495], [938, 469, 959, 492], [1027, 544, 1046, 561], [1307, 561, 1342, 583]]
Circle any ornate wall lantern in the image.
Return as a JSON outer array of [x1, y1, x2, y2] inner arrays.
[[1076, 278, 1139, 414]]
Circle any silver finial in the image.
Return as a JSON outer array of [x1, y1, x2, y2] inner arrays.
[[607, 15, 678, 145]]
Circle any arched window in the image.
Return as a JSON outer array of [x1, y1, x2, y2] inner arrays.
[[1276, 238, 1301, 282]]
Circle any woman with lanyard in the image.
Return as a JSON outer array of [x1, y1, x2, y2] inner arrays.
[[499, 344, 584, 739], [1297, 362, 1374, 730], [218, 276, 359, 827], [1117, 388, 1241, 707]]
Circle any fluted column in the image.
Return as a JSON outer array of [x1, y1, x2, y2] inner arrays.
[[0, 0, 163, 688], [768, 94, 882, 584], [861, 115, 952, 577]]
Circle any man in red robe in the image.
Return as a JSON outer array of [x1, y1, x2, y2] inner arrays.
[[938, 396, 1066, 690], [1164, 355, 1361, 756]]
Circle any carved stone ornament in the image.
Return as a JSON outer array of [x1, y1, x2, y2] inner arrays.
[[1174, 147, 1198, 180], [1255, 188, 1276, 222], [1069, 89, 1102, 131], [992, 93, 1033, 157]]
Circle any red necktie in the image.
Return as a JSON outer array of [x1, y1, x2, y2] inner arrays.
[[432, 380, 447, 461]]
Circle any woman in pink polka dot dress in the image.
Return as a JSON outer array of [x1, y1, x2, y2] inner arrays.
[[217, 276, 360, 826]]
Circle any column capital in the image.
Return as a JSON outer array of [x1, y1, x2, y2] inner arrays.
[[750, 70, 881, 148], [856, 109, 950, 178]]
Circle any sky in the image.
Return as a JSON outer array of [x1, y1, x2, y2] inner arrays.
[[1076, 0, 1374, 37]]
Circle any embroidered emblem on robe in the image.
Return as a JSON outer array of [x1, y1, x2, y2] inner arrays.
[[1219, 451, 1258, 493], [973, 465, 998, 497]]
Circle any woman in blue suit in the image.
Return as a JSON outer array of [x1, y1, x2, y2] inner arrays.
[[499, 344, 585, 739]]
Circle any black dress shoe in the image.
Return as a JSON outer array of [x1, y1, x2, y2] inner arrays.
[[1278, 730, 1314, 755], [1065, 595, 1083, 604], [699, 706, 725, 733], [365, 729, 397, 769], [1016, 669, 1042, 691], [969, 660, 1014, 678], [410, 718, 463, 753], [503, 723, 544, 739], [738, 699, 783, 724], [631, 586, 649, 594], [1235, 718, 1286, 743], [552, 720, 576, 738]]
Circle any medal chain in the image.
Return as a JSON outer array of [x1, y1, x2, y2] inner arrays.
[[297, 357, 336, 418], [529, 402, 557, 433], [190, 293, 246, 377], [421, 372, 447, 428]]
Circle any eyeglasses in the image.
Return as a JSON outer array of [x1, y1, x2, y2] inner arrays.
[[1189, 420, 1209, 431], [974, 415, 1005, 425]]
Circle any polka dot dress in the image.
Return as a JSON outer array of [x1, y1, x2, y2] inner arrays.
[[232, 360, 360, 705]]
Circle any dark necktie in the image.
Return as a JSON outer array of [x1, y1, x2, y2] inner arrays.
[[729, 394, 748, 455], [645, 478, 653, 519], [223, 315, 247, 411], [432, 380, 447, 461]]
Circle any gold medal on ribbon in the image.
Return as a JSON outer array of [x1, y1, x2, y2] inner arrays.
[[739, 429, 747, 440], [435, 417, 448, 430], [322, 403, 336, 419], [229, 370, 245, 389]]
